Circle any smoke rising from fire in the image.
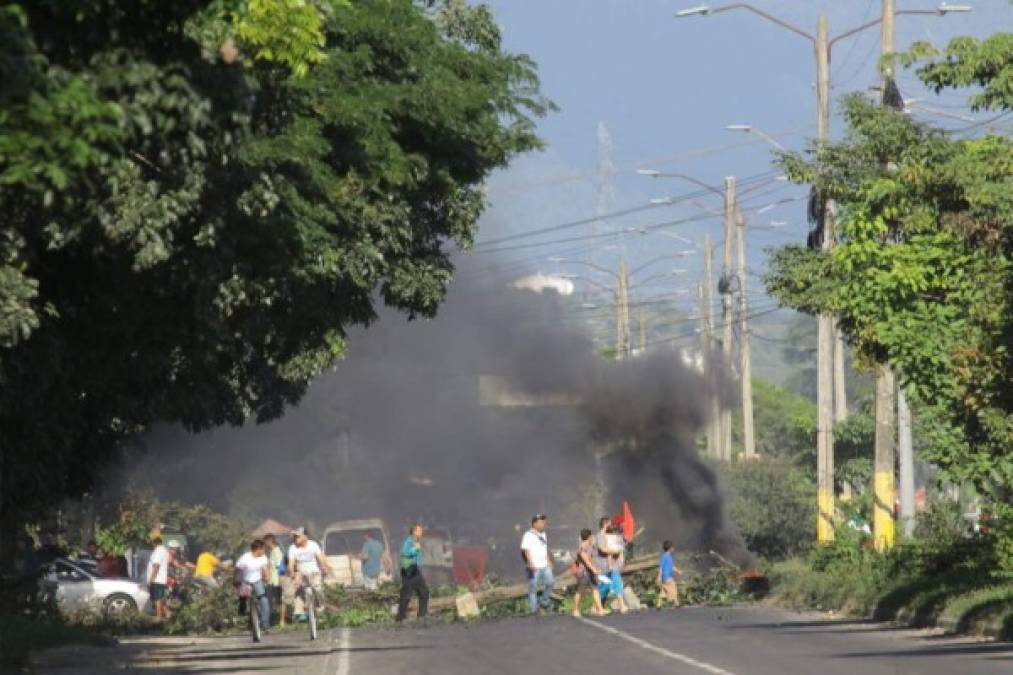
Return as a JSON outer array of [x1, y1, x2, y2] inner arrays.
[[120, 257, 751, 572]]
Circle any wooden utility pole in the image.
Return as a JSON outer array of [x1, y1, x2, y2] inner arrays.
[[735, 208, 756, 459], [720, 177, 736, 461], [703, 236, 721, 461], [815, 14, 836, 542], [874, 365, 897, 551]]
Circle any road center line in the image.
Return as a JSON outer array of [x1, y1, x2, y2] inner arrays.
[[576, 617, 736, 675], [335, 627, 351, 675]]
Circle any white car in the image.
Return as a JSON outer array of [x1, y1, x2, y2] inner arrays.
[[41, 558, 150, 617]]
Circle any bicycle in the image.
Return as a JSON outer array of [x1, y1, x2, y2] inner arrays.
[[294, 575, 319, 640], [237, 582, 263, 643]]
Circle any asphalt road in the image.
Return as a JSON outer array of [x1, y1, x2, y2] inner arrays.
[[32, 606, 1013, 674]]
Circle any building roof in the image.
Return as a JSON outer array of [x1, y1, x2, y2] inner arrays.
[[249, 518, 293, 538]]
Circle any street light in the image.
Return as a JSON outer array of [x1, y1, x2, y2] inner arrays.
[[675, 5, 711, 17], [636, 169, 723, 196], [725, 124, 788, 151]]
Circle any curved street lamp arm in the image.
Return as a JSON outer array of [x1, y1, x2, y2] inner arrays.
[[708, 3, 815, 42]]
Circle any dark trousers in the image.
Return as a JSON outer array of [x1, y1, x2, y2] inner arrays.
[[396, 570, 429, 621]]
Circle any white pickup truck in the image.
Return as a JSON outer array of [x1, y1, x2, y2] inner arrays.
[[322, 519, 394, 588]]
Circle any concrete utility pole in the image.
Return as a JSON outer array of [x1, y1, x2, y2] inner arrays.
[[874, 365, 897, 551], [721, 177, 736, 461], [878, 0, 904, 547], [698, 282, 717, 459], [834, 327, 848, 422], [616, 260, 631, 359], [639, 308, 647, 354], [703, 235, 722, 461], [815, 15, 836, 543], [735, 207, 756, 459], [898, 386, 916, 538]]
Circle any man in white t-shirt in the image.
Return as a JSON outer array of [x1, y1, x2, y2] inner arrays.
[[520, 514, 555, 614], [146, 536, 171, 621], [236, 539, 271, 634], [287, 527, 332, 619]]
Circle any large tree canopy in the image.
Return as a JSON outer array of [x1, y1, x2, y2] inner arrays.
[[765, 34, 1012, 501], [0, 0, 549, 527]]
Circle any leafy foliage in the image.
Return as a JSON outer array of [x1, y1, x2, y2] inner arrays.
[[0, 1, 548, 530], [722, 457, 816, 560], [764, 74, 1013, 518], [898, 33, 1013, 112]]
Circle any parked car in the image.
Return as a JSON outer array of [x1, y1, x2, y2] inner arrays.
[[40, 558, 150, 618], [322, 519, 394, 587]]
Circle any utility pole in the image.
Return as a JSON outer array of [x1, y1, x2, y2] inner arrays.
[[698, 282, 717, 459], [736, 207, 756, 459], [874, 365, 897, 551], [815, 15, 836, 542], [616, 260, 631, 359], [834, 328, 848, 422], [877, 0, 902, 548], [703, 235, 722, 461], [898, 386, 916, 538], [721, 177, 736, 461], [675, 0, 974, 545], [639, 308, 647, 354]]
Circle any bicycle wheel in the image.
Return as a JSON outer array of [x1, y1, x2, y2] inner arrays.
[[250, 598, 262, 643], [307, 587, 317, 641]]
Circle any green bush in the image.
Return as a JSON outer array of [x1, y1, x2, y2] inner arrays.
[[164, 584, 244, 635], [723, 457, 816, 560]]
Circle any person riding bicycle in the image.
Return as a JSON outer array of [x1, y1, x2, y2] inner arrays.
[[287, 527, 332, 621], [236, 539, 272, 636]]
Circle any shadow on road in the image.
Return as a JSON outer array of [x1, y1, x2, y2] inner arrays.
[[834, 642, 1013, 659]]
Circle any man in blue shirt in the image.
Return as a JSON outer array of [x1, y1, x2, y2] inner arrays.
[[396, 524, 429, 622], [657, 540, 681, 607], [358, 532, 384, 591]]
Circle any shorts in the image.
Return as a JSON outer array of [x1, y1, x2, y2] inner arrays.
[[149, 583, 167, 600], [575, 573, 596, 592], [280, 576, 296, 606]]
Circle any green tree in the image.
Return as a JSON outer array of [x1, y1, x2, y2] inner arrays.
[[0, 0, 550, 542], [764, 31, 1012, 569], [723, 457, 816, 560]]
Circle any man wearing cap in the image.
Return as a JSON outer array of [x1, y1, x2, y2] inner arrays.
[[521, 514, 555, 614], [287, 527, 331, 621]]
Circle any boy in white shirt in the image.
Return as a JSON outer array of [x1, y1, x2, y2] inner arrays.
[[236, 539, 271, 634]]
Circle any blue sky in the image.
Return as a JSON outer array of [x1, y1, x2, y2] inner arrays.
[[466, 0, 1010, 319]]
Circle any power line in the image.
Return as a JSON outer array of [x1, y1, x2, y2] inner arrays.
[[474, 170, 782, 250]]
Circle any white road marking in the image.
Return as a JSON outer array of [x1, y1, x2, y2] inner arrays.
[[335, 627, 351, 675], [576, 617, 736, 675]]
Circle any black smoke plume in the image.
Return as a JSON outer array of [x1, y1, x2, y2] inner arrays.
[[118, 258, 752, 573]]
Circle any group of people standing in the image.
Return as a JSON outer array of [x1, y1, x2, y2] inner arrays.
[[521, 514, 682, 617]]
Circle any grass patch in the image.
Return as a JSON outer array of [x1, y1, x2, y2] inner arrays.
[[940, 585, 1013, 637]]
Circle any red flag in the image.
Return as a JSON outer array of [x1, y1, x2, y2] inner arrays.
[[612, 501, 636, 542]]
